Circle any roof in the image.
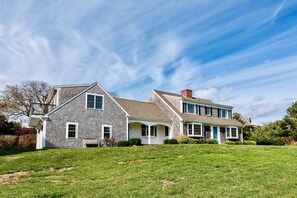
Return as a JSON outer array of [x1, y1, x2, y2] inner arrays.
[[155, 90, 233, 108], [115, 98, 171, 123], [154, 90, 242, 127]]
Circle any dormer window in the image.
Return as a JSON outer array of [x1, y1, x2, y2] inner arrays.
[[86, 93, 104, 110], [221, 109, 227, 118], [182, 102, 195, 114], [205, 107, 212, 116]]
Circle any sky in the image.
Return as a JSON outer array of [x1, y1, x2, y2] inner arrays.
[[0, 0, 297, 125]]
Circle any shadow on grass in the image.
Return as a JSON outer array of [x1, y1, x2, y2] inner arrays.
[[0, 149, 36, 156]]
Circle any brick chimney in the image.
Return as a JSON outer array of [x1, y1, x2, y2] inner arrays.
[[181, 89, 192, 98]]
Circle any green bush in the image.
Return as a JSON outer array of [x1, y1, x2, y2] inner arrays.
[[243, 140, 257, 145], [188, 138, 197, 144], [177, 135, 189, 144], [129, 138, 142, 146], [224, 140, 236, 145], [206, 139, 218, 144], [196, 138, 206, 144], [117, 140, 130, 147], [164, 139, 178, 144]]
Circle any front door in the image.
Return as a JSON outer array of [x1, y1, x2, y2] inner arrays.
[[213, 127, 218, 140]]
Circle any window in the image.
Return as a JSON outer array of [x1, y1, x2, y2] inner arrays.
[[196, 105, 200, 115], [183, 102, 197, 114], [165, 126, 169, 137], [221, 109, 227, 118], [182, 103, 188, 113], [187, 124, 202, 136], [66, 122, 78, 138], [205, 107, 212, 116], [141, 125, 157, 137], [86, 93, 103, 110], [102, 125, 112, 139], [188, 103, 195, 114], [226, 127, 238, 138], [228, 110, 232, 119]]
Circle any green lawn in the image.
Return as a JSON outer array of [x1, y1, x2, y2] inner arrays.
[[1, 145, 297, 197]]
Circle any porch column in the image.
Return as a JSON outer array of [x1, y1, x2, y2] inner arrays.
[[148, 125, 151, 144], [218, 127, 221, 144]]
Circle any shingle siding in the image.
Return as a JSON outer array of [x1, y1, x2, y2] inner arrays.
[[149, 92, 181, 138], [58, 86, 89, 105], [45, 85, 127, 148]]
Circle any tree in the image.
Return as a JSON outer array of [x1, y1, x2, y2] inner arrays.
[[287, 102, 297, 119], [109, 91, 119, 98], [0, 81, 50, 120]]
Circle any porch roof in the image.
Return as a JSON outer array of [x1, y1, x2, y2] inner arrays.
[[115, 98, 171, 123]]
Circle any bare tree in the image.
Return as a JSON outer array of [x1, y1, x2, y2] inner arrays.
[[109, 91, 119, 98], [0, 81, 50, 119]]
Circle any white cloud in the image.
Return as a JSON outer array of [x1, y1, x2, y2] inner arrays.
[[194, 87, 234, 102]]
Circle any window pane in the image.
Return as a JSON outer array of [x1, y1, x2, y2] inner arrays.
[[104, 126, 110, 138], [222, 109, 226, 118], [165, 126, 169, 136], [68, 124, 76, 138], [228, 110, 232, 119], [87, 95, 95, 108], [227, 128, 231, 137], [95, 96, 103, 109], [188, 124, 193, 135], [141, 125, 147, 136], [187, 104, 194, 114], [231, 128, 237, 137], [206, 107, 211, 115], [194, 124, 201, 136], [183, 103, 187, 113], [150, 126, 157, 136]]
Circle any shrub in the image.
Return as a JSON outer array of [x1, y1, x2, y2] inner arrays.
[[206, 139, 218, 144], [188, 138, 197, 144], [15, 128, 32, 136], [177, 135, 189, 144], [243, 140, 257, 145], [117, 140, 130, 147], [0, 135, 19, 151], [101, 137, 117, 147], [196, 138, 206, 144], [129, 138, 141, 146], [18, 134, 36, 149], [164, 139, 178, 144], [224, 140, 236, 145]]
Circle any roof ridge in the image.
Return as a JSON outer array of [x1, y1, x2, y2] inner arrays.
[[115, 97, 156, 105]]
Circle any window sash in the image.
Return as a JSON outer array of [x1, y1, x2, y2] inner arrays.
[[141, 125, 157, 137], [87, 95, 95, 108], [227, 127, 238, 138], [87, 94, 103, 110], [188, 103, 195, 114], [165, 126, 169, 137], [67, 123, 77, 138], [188, 124, 202, 136]]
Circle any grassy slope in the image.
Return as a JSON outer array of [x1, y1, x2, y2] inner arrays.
[[1, 145, 297, 197]]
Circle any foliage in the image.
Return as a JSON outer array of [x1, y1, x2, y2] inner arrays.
[[224, 140, 236, 145], [0, 135, 19, 151], [128, 138, 141, 146], [18, 134, 36, 149], [117, 140, 130, 147], [233, 112, 246, 125], [196, 138, 206, 144], [0, 134, 36, 151], [164, 138, 178, 144], [177, 135, 189, 144], [15, 128, 33, 136], [0, 114, 22, 135], [0, 80, 50, 119], [251, 126, 284, 145], [188, 138, 197, 144], [287, 102, 297, 119], [101, 137, 117, 147], [206, 139, 218, 144], [243, 140, 257, 145]]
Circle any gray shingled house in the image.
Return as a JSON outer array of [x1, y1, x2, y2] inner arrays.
[[29, 82, 243, 149]]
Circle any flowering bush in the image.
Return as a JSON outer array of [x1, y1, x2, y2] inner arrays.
[[15, 128, 32, 136]]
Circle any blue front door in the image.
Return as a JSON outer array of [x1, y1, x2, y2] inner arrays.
[[213, 127, 218, 140]]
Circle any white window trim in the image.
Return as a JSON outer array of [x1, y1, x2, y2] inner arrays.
[[182, 102, 198, 115], [102, 125, 112, 139], [220, 109, 229, 119], [141, 125, 157, 137], [187, 123, 203, 137], [66, 122, 78, 139], [85, 93, 104, 110], [226, 126, 238, 139]]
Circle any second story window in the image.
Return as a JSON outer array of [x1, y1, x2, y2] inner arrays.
[[221, 109, 227, 118], [182, 102, 196, 114], [86, 93, 104, 110], [205, 107, 212, 116]]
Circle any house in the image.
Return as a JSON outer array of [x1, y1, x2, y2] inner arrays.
[[29, 82, 243, 149]]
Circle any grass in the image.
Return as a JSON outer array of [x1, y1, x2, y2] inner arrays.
[[1, 145, 297, 197]]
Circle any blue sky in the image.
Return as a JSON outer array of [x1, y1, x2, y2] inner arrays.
[[0, 0, 297, 124]]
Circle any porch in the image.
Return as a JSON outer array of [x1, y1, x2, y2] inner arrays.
[[128, 120, 171, 145]]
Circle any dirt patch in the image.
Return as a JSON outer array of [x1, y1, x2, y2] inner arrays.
[[161, 179, 176, 186], [0, 166, 74, 185], [6, 156, 24, 161], [0, 171, 33, 185]]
